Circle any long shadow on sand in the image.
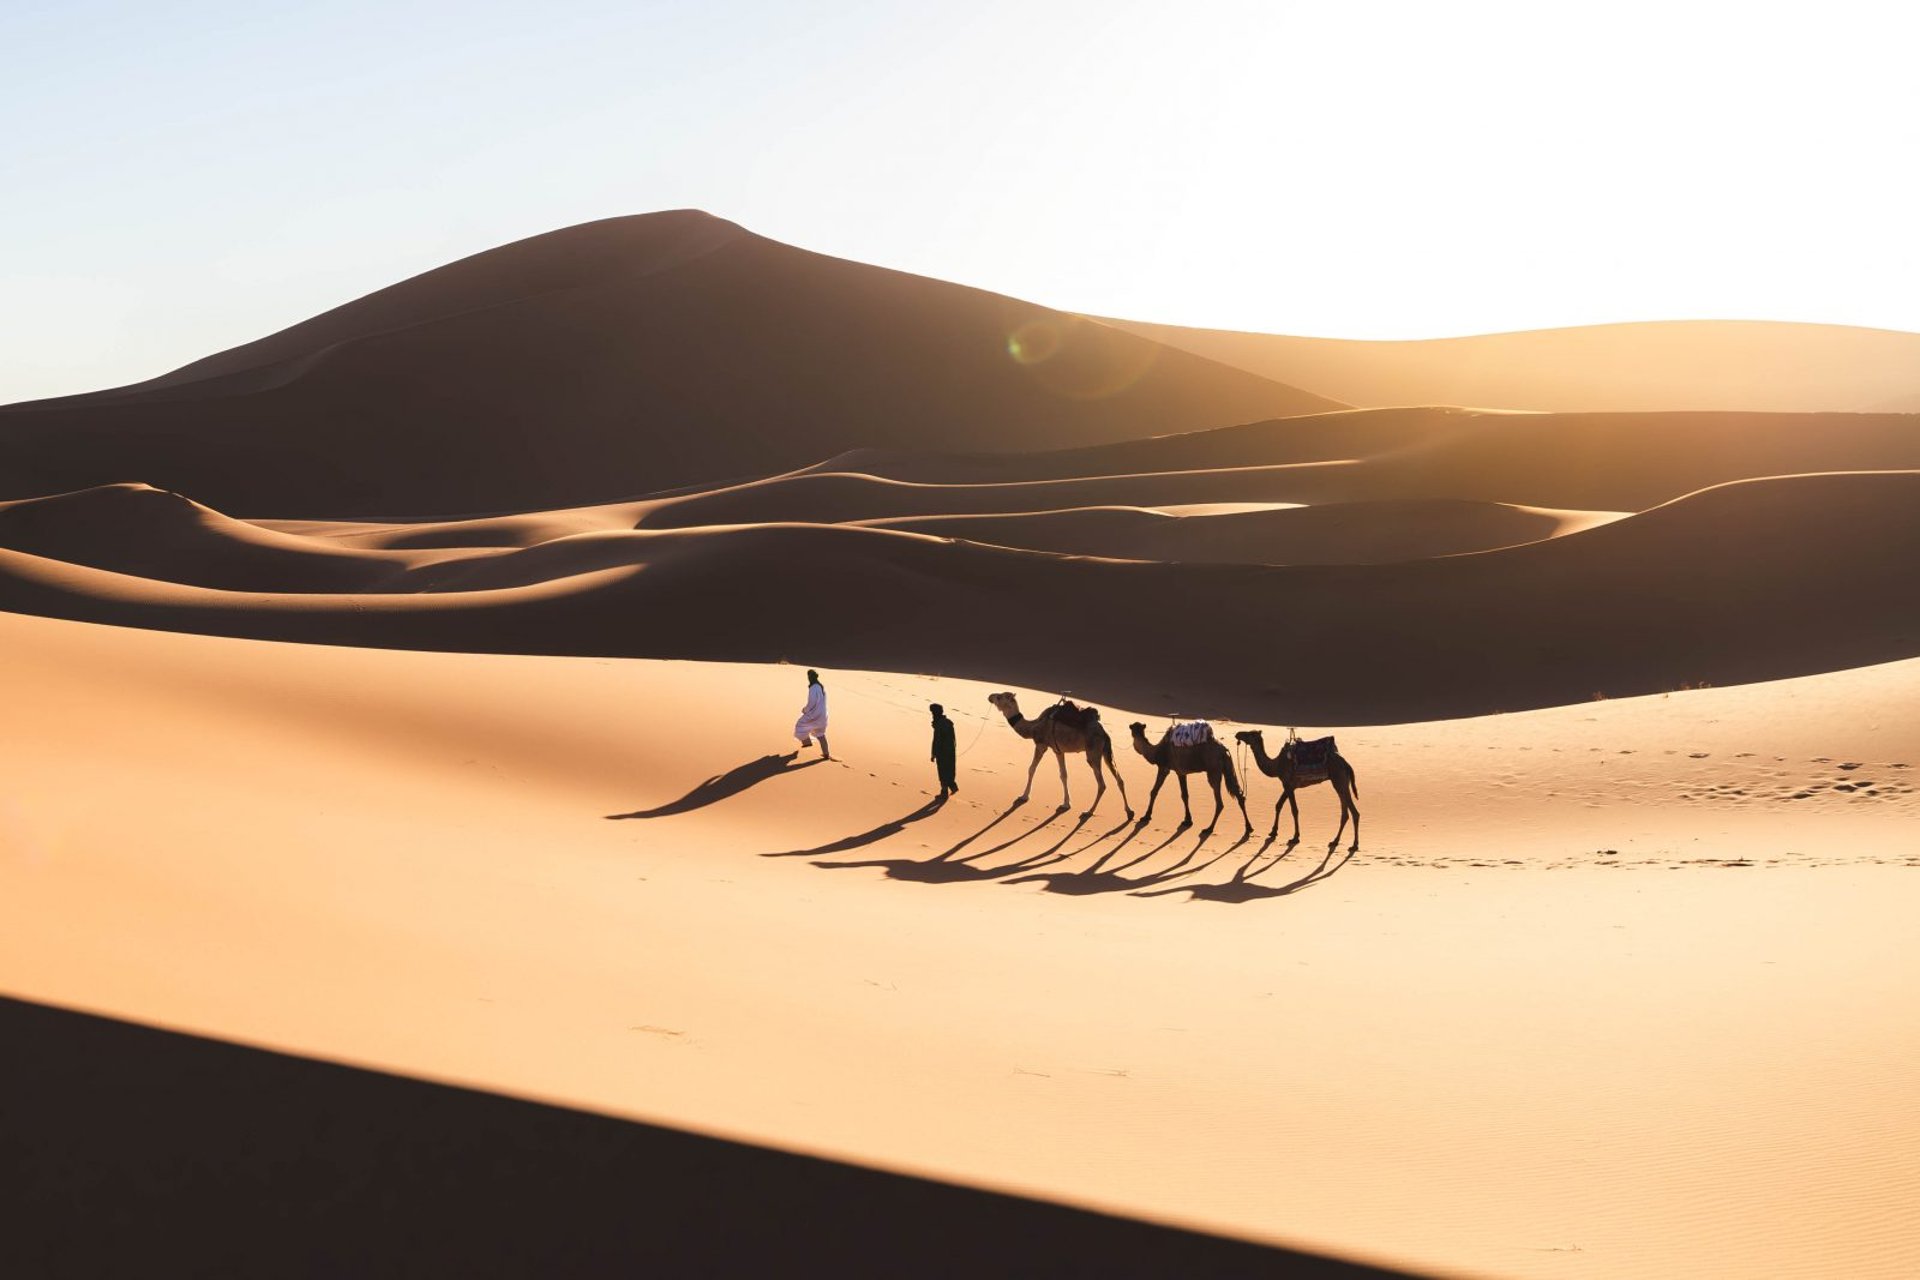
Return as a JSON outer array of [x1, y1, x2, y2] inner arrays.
[[1135, 844, 1355, 903], [1006, 825, 1252, 897], [761, 798, 948, 858], [607, 752, 823, 820], [808, 803, 1094, 885]]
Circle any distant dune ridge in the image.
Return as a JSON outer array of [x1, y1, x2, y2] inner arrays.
[[1106, 317, 1920, 414], [0, 205, 1918, 721], [0, 211, 1340, 518]]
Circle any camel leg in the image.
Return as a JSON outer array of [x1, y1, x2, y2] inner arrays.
[[1105, 743, 1134, 819], [1200, 772, 1224, 837], [1175, 772, 1193, 829], [1139, 768, 1169, 826], [1227, 764, 1252, 836], [1286, 786, 1302, 846], [1333, 775, 1360, 852], [1054, 748, 1071, 811], [1268, 788, 1288, 842], [1083, 750, 1106, 819], [1018, 741, 1046, 803]]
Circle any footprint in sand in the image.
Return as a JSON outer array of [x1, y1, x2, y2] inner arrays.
[[1689, 752, 1710, 759]]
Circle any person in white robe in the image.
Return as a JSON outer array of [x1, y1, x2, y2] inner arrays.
[[793, 669, 830, 758]]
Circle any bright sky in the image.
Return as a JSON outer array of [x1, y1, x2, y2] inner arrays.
[[3, 0, 1916, 403]]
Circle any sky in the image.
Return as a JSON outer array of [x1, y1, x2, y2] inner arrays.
[[3, 0, 1916, 403]]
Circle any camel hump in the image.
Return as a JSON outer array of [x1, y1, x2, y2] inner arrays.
[[1048, 700, 1101, 732], [1170, 721, 1214, 747]]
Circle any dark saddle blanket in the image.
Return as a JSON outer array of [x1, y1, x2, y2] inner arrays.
[[1047, 700, 1102, 732], [1287, 736, 1338, 776]]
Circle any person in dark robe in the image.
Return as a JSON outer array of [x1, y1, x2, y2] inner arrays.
[[929, 703, 958, 799]]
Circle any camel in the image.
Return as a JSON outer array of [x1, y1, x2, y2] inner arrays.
[[1126, 723, 1252, 838], [987, 693, 1132, 820], [1233, 730, 1361, 851]]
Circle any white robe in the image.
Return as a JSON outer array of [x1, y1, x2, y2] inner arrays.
[[793, 683, 828, 741]]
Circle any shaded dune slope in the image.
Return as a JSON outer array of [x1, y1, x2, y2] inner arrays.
[[856, 500, 1615, 564], [1106, 318, 1920, 414], [0, 212, 1340, 518], [7, 997, 1405, 1279], [784, 408, 1920, 509], [1, 484, 1606, 587], [2, 472, 1915, 723]]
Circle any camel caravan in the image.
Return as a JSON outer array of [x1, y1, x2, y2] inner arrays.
[[985, 693, 1361, 851]]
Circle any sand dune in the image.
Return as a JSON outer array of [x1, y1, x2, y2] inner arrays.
[[0, 212, 1339, 518], [3, 607, 1915, 1279], [7, 205, 1920, 1279], [1106, 317, 1920, 413], [858, 500, 1618, 563], [2, 471, 1915, 723], [12, 998, 1403, 1280], [771, 407, 1920, 512]]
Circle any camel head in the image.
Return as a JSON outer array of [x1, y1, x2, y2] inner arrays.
[[987, 692, 1021, 720], [1233, 729, 1263, 746]]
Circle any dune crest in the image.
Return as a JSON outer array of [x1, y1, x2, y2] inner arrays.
[[0, 212, 1340, 517], [1106, 317, 1920, 414]]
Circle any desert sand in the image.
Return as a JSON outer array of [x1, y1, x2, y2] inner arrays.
[[2, 610, 1916, 1279], [1108, 317, 1920, 414], [3, 211, 1918, 1277]]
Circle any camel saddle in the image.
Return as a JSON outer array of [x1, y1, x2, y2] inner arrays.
[[1286, 735, 1338, 779], [1046, 700, 1101, 732], [1170, 721, 1214, 747]]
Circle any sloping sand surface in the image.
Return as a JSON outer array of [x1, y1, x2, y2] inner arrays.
[[11, 999, 1406, 1280], [2, 471, 1916, 722], [776, 407, 1920, 510], [3, 609, 1914, 1279], [1107, 318, 1920, 414], [0, 212, 1340, 517], [858, 500, 1617, 564]]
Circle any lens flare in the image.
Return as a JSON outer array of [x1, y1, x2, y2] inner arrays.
[[1004, 314, 1160, 400], [1006, 320, 1063, 366]]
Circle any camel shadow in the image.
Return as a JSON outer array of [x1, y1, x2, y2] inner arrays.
[[810, 809, 1087, 885], [760, 798, 947, 858], [607, 752, 822, 820], [1007, 827, 1251, 897], [1135, 845, 1355, 904]]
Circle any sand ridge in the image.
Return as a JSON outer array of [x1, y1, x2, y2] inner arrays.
[[0, 212, 1341, 517], [1, 469, 1916, 723], [1107, 317, 1920, 414]]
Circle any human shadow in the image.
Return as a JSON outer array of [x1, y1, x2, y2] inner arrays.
[[811, 810, 1088, 885], [1134, 845, 1355, 904], [1007, 827, 1253, 897], [607, 752, 822, 820], [760, 798, 947, 858]]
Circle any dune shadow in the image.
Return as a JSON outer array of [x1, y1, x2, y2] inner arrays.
[[607, 752, 821, 820], [1135, 845, 1355, 904], [761, 798, 947, 858]]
